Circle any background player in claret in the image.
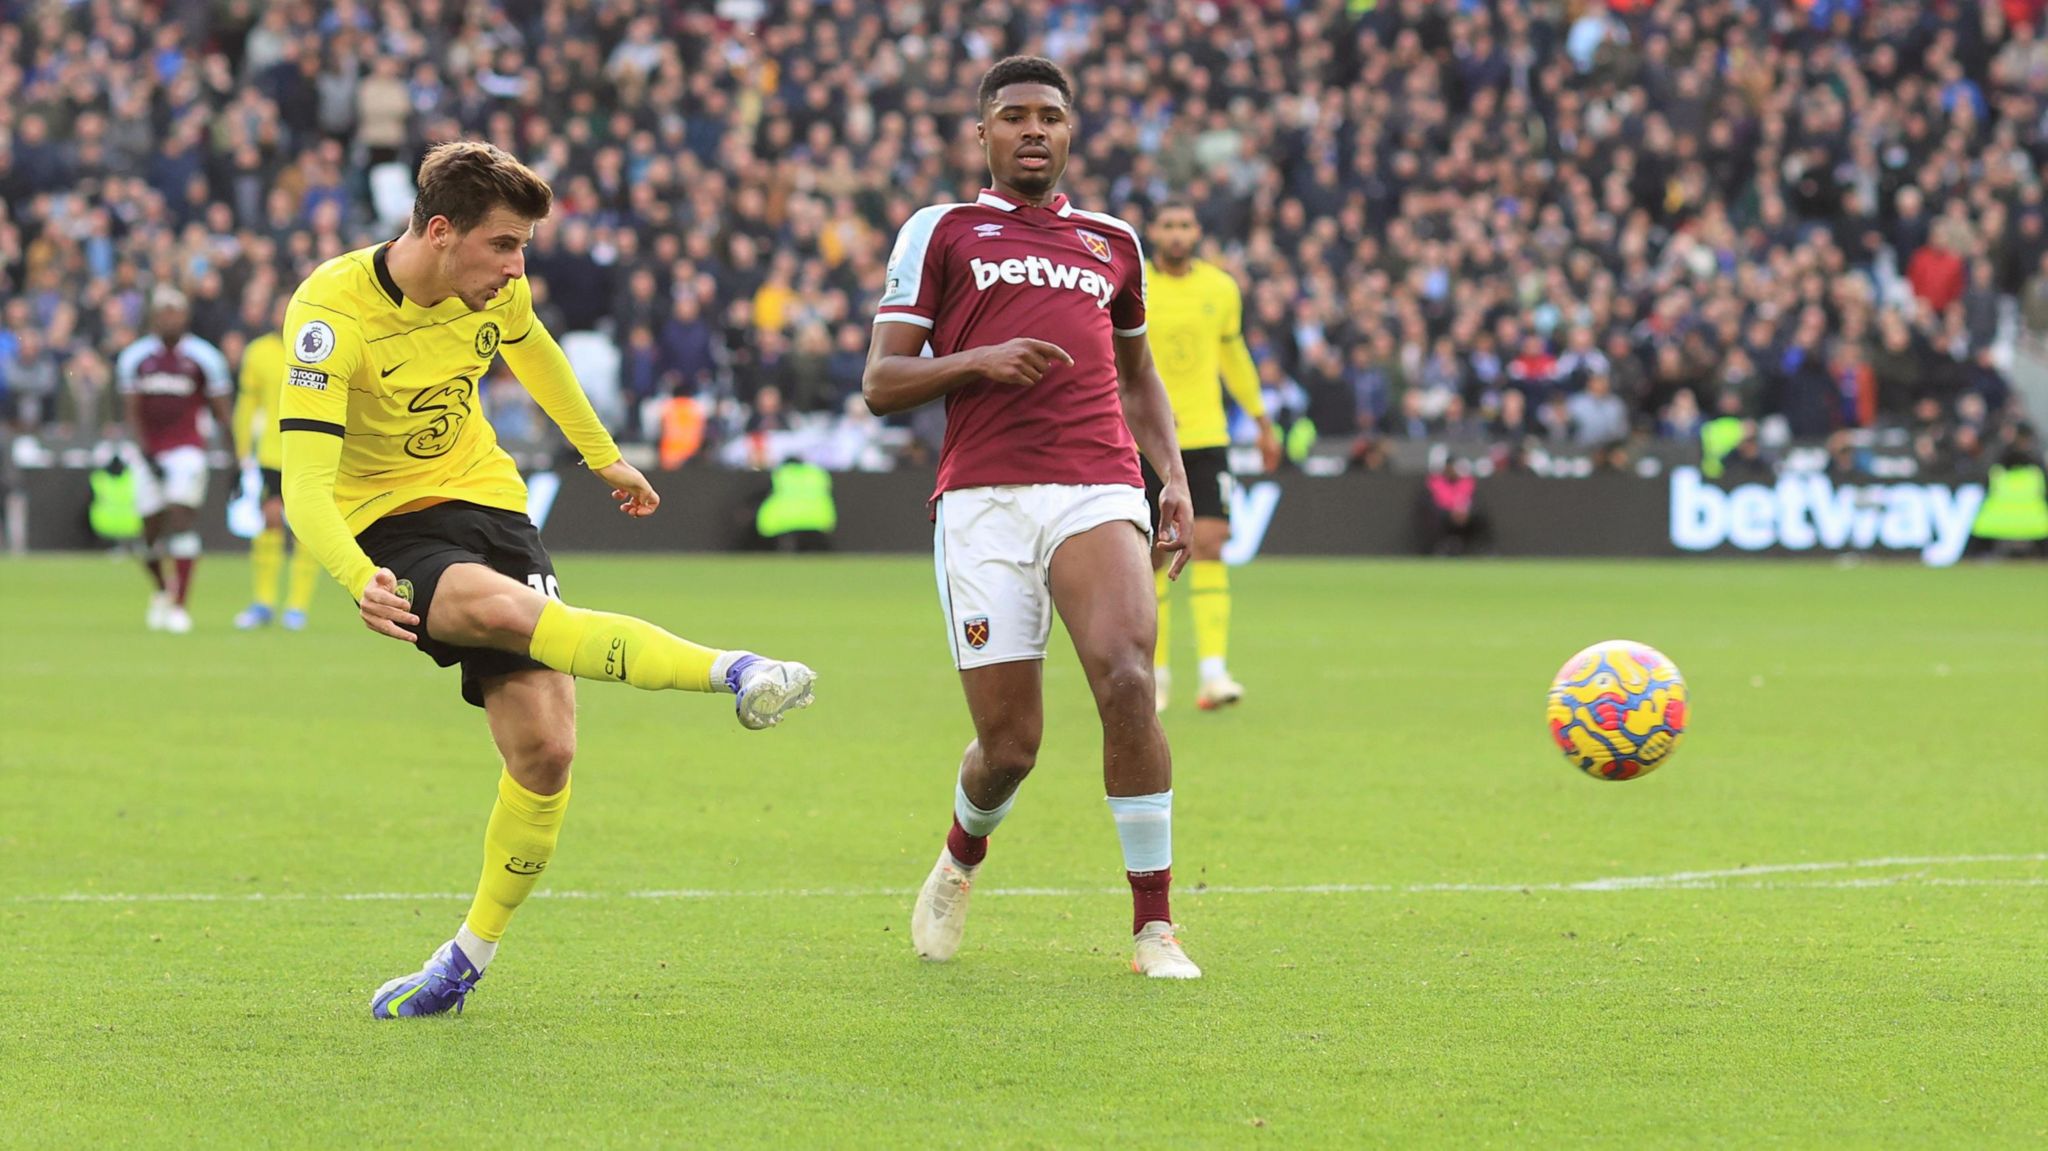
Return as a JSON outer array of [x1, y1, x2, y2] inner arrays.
[[863, 56, 1203, 979], [1141, 200, 1281, 712], [115, 287, 234, 635], [277, 142, 817, 1019]]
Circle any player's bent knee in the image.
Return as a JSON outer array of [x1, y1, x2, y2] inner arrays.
[[505, 730, 576, 791], [1089, 657, 1156, 716]]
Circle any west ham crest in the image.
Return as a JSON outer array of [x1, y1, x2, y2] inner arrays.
[[1076, 229, 1113, 263], [963, 616, 991, 649]]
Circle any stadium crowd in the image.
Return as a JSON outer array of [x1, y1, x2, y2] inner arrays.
[[0, 0, 2043, 477]]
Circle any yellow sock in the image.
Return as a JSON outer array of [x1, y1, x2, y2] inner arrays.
[[463, 769, 571, 943], [284, 537, 321, 612], [1191, 561, 1231, 666], [1153, 567, 1172, 669], [250, 528, 283, 608], [528, 599, 721, 691]]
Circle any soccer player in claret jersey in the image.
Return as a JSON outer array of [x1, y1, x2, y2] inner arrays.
[[864, 56, 1202, 978], [117, 287, 235, 634], [278, 142, 816, 1018], [1142, 200, 1281, 712]]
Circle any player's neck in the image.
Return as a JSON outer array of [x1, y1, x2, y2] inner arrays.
[[991, 179, 1062, 210], [384, 232, 454, 307], [1156, 256, 1195, 277]]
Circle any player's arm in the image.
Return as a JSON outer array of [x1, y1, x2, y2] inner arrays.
[[1216, 279, 1280, 471], [861, 323, 1072, 414], [277, 303, 384, 603], [497, 285, 659, 517], [114, 342, 150, 467], [1116, 333, 1195, 578], [197, 341, 237, 454]]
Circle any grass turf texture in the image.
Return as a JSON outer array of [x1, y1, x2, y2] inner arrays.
[[4, 554, 2044, 1148]]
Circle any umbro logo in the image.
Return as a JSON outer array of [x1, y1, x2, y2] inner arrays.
[[974, 223, 1004, 238]]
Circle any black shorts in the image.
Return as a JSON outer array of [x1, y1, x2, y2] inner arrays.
[[355, 500, 559, 709], [260, 467, 284, 502], [1144, 446, 1234, 522]]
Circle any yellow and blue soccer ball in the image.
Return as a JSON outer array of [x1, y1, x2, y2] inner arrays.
[[1546, 640, 1687, 781]]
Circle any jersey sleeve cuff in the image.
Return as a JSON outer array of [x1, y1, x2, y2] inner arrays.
[[1114, 324, 1148, 337], [873, 311, 935, 329]]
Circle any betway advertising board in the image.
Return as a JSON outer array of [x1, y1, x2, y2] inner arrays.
[[1668, 467, 1985, 567], [21, 465, 1989, 564]]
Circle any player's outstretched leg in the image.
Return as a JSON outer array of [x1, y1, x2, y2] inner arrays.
[[914, 665, 1041, 961], [527, 600, 815, 728], [424, 567, 816, 728]]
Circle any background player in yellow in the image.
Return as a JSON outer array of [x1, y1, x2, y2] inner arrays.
[[1141, 200, 1280, 712], [278, 142, 817, 1019], [232, 296, 322, 630]]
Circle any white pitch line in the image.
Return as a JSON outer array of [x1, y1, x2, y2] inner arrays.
[[12, 854, 2044, 905]]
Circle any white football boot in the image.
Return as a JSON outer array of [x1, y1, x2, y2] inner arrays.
[[146, 591, 171, 631], [911, 851, 976, 961], [1132, 921, 1202, 979], [163, 605, 194, 634], [1196, 674, 1244, 711]]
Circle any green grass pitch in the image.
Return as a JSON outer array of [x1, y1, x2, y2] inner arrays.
[[4, 553, 2045, 1147]]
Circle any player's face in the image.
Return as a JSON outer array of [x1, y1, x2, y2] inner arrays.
[[151, 305, 188, 342], [979, 84, 1073, 199], [437, 207, 537, 311], [1149, 208, 1200, 263]]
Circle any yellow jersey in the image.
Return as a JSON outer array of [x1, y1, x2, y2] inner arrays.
[[279, 240, 619, 598], [1144, 259, 1265, 450], [234, 331, 287, 470]]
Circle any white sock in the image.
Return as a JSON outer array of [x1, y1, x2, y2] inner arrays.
[[1106, 790, 1173, 873], [454, 923, 498, 973], [954, 780, 1014, 839], [1199, 657, 1227, 682]]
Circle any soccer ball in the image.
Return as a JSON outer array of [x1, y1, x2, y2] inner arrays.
[[1546, 640, 1688, 781]]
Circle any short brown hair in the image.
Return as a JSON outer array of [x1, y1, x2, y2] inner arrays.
[[409, 141, 553, 235]]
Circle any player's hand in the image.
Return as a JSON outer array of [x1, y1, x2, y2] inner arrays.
[[595, 458, 660, 517], [1256, 421, 1282, 473], [1155, 476, 1196, 581], [976, 338, 1073, 387], [359, 567, 420, 643]]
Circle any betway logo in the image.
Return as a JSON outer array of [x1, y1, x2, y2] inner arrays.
[[1670, 467, 1983, 567], [969, 256, 1115, 308], [1221, 481, 1281, 565]]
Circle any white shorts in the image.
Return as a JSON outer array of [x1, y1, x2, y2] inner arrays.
[[933, 483, 1151, 670], [128, 444, 210, 517]]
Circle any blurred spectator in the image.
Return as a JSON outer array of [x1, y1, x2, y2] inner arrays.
[[1566, 374, 1629, 446]]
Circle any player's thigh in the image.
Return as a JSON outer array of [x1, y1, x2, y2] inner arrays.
[[958, 658, 1045, 762], [427, 562, 550, 649], [127, 448, 168, 519], [1047, 517, 1157, 677], [479, 667, 577, 791]]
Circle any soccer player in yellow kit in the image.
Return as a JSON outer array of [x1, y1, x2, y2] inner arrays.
[[279, 142, 816, 1018], [232, 298, 323, 630], [1142, 201, 1279, 711]]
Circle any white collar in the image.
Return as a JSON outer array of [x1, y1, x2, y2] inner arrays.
[[977, 188, 1075, 217]]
